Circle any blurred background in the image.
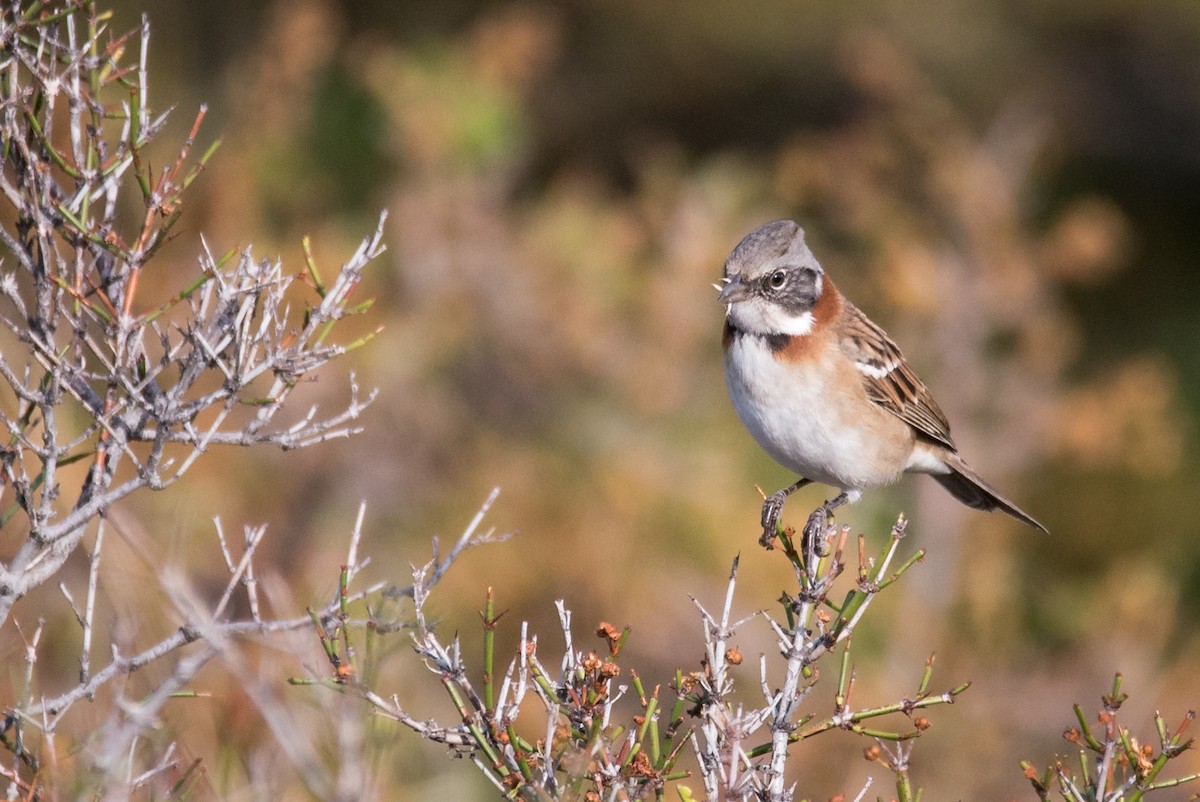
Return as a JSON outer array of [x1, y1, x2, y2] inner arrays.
[[67, 0, 1200, 797]]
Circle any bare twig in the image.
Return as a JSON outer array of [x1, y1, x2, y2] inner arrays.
[[0, 3, 384, 627]]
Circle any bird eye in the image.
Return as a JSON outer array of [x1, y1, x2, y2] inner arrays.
[[768, 270, 787, 290]]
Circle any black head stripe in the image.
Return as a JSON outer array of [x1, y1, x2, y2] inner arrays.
[[769, 266, 821, 316]]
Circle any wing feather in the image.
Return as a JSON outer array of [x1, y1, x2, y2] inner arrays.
[[837, 303, 956, 450]]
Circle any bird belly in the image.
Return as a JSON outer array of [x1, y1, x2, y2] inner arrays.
[[724, 334, 913, 490]]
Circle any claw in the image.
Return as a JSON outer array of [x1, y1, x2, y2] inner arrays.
[[759, 490, 788, 549], [802, 505, 830, 544], [757, 478, 812, 549]]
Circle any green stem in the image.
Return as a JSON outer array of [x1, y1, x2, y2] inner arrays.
[[483, 587, 496, 711]]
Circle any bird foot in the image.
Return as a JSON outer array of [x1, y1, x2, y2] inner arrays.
[[802, 504, 832, 544], [758, 479, 815, 549], [759, 490, 789, 549]]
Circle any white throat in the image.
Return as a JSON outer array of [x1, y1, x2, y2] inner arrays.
[[771, 309, 815, 336]]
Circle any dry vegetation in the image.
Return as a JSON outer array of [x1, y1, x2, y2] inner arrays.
[[1, 1, 1199, 800]]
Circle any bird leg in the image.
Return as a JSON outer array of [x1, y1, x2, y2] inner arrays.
[[802, 491, 853, 545], [759, 478, 812, 548]]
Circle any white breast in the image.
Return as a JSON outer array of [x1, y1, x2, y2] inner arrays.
[[723, 334, 910, 491]]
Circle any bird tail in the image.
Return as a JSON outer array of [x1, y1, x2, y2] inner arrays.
[[933, 452, 1048, 533]]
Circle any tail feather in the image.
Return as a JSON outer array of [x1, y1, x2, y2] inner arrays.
[[934, 453, 1048, 533]]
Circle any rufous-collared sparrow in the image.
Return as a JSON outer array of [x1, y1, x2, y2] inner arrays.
[[718, 220, 1047, 547]]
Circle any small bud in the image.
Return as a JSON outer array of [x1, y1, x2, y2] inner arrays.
[[1130, 736, 1154, 772], [725, 647, 743, 665], [629, 751, 655, 777], [864, 745, 881, 762], [914, 716, 930, 732], [677, 673, 701, 693]]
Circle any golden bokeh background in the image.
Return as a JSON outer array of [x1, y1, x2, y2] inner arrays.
[[11, 1, 1200, 798]]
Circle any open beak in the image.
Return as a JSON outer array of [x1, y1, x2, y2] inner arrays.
[[716, 275, 751, 305]]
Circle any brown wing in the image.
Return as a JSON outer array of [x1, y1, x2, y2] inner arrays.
[[837, 302, 956, 450]]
